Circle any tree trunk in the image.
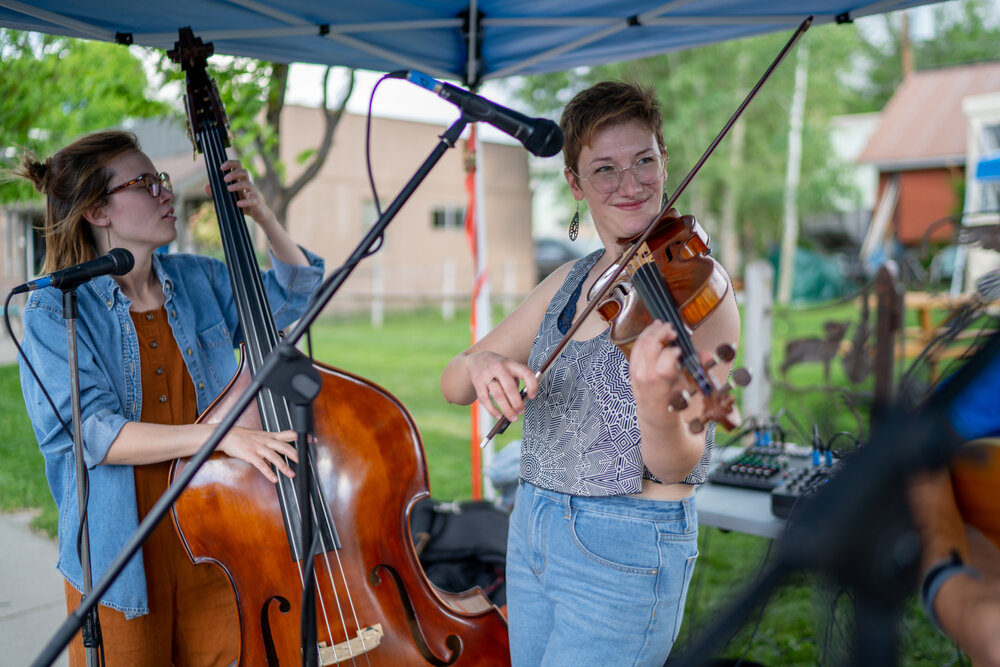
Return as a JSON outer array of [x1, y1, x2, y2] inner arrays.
[[776, 42, 809, 305], [256, 65, 356, 229]]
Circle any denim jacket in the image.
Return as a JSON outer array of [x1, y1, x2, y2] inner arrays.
[[18, 248, 324, 618]]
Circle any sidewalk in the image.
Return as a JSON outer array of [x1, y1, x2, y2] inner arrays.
[[0, 511, 70, 667]]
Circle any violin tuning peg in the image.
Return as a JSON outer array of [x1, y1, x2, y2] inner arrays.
[[732, 367, 752, 387], [715, 344, 736, 363], [668, 391, 689, 411], [688, 417, 705, 434]]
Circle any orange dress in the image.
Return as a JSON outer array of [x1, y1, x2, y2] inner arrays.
[[65, 307, 238, 666]]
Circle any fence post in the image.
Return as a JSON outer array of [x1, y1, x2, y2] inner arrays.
[[442, 258, 455, 321], [742, 261, 773, 421], [371, 260, 384, 328]]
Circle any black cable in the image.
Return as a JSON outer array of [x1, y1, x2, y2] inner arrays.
[[773, 407, 812, 444], [826, 431, 860, 454], [360, 73, 406, 259], [8, 289, 104, 663], [5, 290, 73, 441]]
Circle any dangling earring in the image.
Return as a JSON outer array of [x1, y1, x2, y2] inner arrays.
[[661, 190, 669, 209], [106, 222, 112, 249], [568, 200, 580, 242]]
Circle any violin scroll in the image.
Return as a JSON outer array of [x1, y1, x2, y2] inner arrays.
[[667, 343, 752, 433]]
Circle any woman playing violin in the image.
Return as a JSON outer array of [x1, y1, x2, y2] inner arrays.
[[15, 130, 324, 666], [441, 80, 741, 665]]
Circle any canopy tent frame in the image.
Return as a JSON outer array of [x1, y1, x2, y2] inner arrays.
[[0, 0, 947, 87]]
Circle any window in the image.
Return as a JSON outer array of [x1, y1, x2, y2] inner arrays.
[[431, 205, 465, 230]]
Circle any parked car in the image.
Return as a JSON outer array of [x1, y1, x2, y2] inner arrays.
[[534, 237, 583, 280]]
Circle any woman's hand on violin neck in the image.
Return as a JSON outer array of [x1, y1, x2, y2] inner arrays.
[[217, 426, 300, 484], [630, 321, 708, 480], [628, 320, 687, 402], [466, 351, 538, 423]]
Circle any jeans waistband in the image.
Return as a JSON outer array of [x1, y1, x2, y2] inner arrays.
[[520, 480, 697, 525]]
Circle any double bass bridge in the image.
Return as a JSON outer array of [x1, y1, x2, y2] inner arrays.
[[318, 624, 384, 664]]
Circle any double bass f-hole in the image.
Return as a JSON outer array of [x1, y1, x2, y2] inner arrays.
[[168, 27, 509, 667]]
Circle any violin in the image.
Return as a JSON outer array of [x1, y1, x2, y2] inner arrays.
[[589, 208, 749, 432], [167, 28, 509, 666]]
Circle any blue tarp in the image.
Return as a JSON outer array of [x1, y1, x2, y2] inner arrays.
[[0, 1, 948, 86], [976, 151, 1000, 181]]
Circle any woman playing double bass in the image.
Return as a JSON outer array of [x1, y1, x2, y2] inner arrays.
[[15, 130, 324, 665], [441, 81, 741, 666]]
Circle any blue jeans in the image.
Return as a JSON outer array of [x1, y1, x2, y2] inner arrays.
[[506, 481, 699, 667]]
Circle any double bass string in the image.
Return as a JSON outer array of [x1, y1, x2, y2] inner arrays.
[[198, 125, 375, 663]]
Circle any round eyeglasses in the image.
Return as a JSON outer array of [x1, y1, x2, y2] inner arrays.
[[106, 172, 172, 198], [573, 154, 666, 194]]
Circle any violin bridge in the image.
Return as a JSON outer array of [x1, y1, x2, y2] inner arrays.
[[318, 624, 384, 665]]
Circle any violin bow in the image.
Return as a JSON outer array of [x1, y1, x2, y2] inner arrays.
[[481, 16, 813, 448]]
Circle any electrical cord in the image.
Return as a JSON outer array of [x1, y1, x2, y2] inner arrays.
[[7, 289, 104, 664]]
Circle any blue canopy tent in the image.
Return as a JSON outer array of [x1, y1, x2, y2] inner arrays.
[[0, 1, 948, 85]]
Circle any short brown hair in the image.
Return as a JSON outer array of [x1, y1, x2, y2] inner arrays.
[[15, 131, 141, 273], [560, 81, 667, 178]]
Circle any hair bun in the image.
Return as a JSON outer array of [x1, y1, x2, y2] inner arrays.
[[21, 155, 49, 193]]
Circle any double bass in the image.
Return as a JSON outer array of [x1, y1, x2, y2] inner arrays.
[[167, 28, 509, 666]]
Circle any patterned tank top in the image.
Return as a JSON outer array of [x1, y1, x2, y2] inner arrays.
[[520, 249, 714, 496]]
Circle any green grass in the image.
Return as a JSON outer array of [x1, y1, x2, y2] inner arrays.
[[0, 363, 56, 535], [1, 303, 962, 665]]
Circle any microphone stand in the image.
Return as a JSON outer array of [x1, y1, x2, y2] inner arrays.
[[32, 114, 471, 667], [669, 330, 1000, 666], [61, 286, 102, 666]]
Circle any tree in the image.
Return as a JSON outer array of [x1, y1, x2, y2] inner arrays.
[[851, 0, 1000, 111], [158, 55, 356, 229], [0, 30, 168, 202], [514, 21, 866, 276]]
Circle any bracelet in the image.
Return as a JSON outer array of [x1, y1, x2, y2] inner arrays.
[[919, 550, 979, 631]]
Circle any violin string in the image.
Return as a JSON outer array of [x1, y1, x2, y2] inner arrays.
[[202, 128, 358, 656], [631, 258, 713, 395]]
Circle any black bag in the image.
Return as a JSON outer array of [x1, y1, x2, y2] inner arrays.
[[409, 498, 509, 606]]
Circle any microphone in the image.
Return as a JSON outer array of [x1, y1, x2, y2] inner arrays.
[[12, 248, 135, 294], [398, 70, 564, 158]]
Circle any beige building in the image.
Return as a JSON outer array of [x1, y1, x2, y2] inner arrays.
[[1, 108, 535, 319]]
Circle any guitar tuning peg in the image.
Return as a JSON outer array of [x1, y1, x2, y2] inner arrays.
[[668, 390, 689, 411], [731, 367, 751, 387], [715, 343, 736, 363]]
